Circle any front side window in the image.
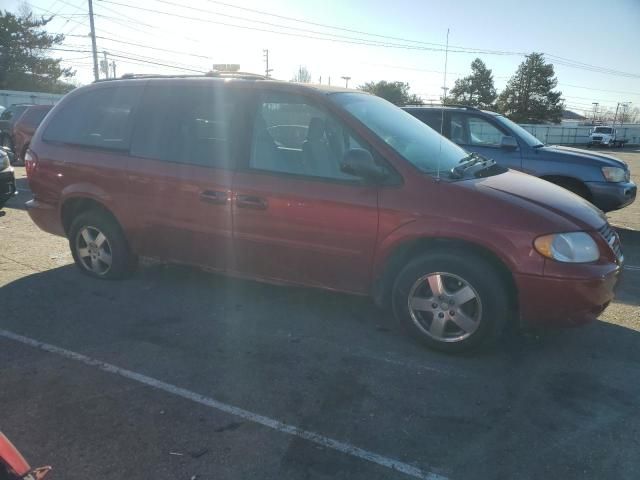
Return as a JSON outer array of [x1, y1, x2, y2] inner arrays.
[[43, 86, 141, 150], [131, 85, 236, 168], [250, 92, 370, 181], [332, 93, 467, 175], [449, 114, 507, 147]]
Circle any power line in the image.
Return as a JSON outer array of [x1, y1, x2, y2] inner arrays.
[[200, 0, 522, 55], [99, 0, 523, 55]]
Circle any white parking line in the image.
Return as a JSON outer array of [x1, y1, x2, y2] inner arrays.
[[624, 265, 640, 272], [0, 329, 446, 480]]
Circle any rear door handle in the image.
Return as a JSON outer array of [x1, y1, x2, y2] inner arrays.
[[236, 194, 268, 210], [200, 190, 228, 205]]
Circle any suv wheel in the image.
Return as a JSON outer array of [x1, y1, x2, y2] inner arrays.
[[392, 251, 510, 353], [69, 211, 136, 279]]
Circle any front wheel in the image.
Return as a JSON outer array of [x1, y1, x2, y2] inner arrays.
[[392, 251, 511, 353]]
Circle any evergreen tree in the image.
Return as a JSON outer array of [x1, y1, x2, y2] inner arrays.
[[0, 10, 75, 93], [497, 53, 563, 124], [448, 58, 496, 109]]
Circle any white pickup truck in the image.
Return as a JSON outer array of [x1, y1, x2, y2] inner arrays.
[[587, 126, 628, 148]]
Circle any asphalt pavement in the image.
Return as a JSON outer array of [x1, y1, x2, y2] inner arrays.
[[1, 155, 639, 480]]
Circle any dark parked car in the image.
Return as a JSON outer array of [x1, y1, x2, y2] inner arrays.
[[404, 105, 636, 212], [0, 104, 33, 153], [0, 149, 16, 210], [10, 105, 53, 165], [25, 75, 623, 352]]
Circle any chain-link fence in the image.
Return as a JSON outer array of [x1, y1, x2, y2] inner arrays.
[[520, 124, 640, 146]]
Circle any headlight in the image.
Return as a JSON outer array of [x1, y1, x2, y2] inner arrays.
[[0, 152, 9, 170], [602, 166, 626, 182], [534, 232, 600, 263]]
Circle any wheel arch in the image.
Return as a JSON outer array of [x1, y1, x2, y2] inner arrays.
[[372, 236, 518, 313], [539, 175, 592, 200], [61, 196, 120, 236]]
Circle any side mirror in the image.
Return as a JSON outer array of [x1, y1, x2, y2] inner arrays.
[[500, 135, 518, 150], [341, 148, 387, 182]]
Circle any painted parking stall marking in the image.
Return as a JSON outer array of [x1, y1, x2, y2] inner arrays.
[[0, 329, 447, 480]]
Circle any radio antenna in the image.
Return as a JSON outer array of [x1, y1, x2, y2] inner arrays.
[[436, 27, 450, 181]]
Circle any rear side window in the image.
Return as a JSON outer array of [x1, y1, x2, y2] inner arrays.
[[43, 86, 141, 150], [410, 110, 445, 132], [130, 85, 237, 169], [21, 107, 51, 127]]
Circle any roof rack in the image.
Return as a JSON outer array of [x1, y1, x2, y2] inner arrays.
[[403, 104, 481, 111], [95, 71, 268, 82]]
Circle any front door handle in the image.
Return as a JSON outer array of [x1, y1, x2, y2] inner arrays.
[[200, 190, 228, 205], [236, 194, 268, 210]]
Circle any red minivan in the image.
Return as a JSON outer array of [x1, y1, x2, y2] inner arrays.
[[25, 75, 623, 352], [11, 104, 54, 165]]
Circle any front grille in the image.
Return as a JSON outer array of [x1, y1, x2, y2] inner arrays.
[[598, 223, 623, 263], [592, 136, 602, 141]]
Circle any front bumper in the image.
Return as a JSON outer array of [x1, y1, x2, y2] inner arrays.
[[516, 264, 621, 328], [0, 168, 17, 208], [586, 180, 637, 212]]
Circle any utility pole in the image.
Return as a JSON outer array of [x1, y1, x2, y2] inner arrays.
[[88, 0, 99, 81], [318, 76, 322, 84], [262, 49, 272, 78], [620, 102, 631, 125], [612, 103, 620, 126], [592, 102, 599, 124], [341, 76, 351, 88], [111, 60, 117, 78]]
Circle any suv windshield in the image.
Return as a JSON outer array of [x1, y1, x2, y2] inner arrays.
[[330, 93, 468, 176], [594, 127, 613, 134], [494, 114, 544, 147]]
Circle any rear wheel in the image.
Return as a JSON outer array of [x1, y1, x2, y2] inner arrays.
[[392, 251, 510, 353], [69, 211, 136, 279]]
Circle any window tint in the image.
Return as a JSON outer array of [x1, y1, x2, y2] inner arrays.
[[21, 107, 51, 127], [250, 92, 368, 181], [411, 110, 445, 132], [43, 86, 141, 150], [130, 85, 235, 168]]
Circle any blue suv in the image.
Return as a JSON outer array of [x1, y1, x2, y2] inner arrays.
[[404, 105, 636, 212]]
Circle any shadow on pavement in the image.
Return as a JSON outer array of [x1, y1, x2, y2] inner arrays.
[[2, 263, 640, 480]]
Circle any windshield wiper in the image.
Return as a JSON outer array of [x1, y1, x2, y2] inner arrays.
[[450, 153, 496, 179]]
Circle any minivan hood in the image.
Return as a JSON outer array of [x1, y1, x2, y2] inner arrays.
[[538, 145, 627, 168], [474, 170, 606, 231]]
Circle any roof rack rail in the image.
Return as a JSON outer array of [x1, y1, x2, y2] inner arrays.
[[95, 71, 269, 82], [403, 104, 481, 111]]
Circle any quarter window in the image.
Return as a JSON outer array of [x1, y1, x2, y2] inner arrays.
[[43, 86, 141, 150], [250, 92, 369, 181]]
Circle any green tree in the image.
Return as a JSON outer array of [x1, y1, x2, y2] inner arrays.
[[291, 65, 312, 83], [447, 58, 497, 109], [0, 9, 75, 93], [358, 81, 422, 106], [496, 53, 563, 124]]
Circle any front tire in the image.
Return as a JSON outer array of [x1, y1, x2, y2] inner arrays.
[[392, 251, 510, 353], [69, 210, 136, 280]]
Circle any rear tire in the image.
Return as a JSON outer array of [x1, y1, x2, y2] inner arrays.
[[69, 210, 137, 280], [392, 251, 510, 353]]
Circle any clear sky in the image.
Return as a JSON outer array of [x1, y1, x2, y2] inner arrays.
[[3, 0, 640, 116]]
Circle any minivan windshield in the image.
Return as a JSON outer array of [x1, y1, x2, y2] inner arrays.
[[331, 93, 468, 175], [494, 114, 544, 147]]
